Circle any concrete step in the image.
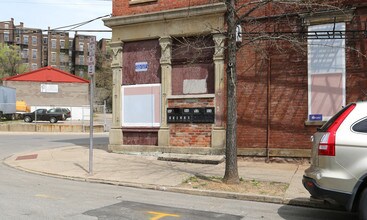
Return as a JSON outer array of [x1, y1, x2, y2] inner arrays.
[[158, 153, 225, 164]]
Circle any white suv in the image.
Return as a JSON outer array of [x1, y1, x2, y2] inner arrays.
[[303, 102, 367, 219]]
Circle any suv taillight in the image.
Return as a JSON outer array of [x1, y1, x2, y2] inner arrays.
[[318, 104, 356, 156], [318, 133, 335, 156]]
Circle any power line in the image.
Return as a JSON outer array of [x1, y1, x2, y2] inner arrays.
[[0, 0, 111, 6], [0, 28, 111, 34], [51, 15, 111, 30], [0, 14, 112, 36]]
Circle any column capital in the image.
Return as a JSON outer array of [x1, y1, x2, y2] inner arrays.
[[213, 33, 226, 60], [110, 41, 124, 68], [159, 36, 172, 65]]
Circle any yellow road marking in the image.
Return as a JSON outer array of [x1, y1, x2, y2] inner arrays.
[[34, 194, 60, 200], [148, 211, 180, 220]]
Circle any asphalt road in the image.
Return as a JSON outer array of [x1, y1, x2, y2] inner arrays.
[[0, 132, 358, 219]]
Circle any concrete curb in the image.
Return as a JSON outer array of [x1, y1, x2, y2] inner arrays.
[[3, 158, 341, 211], [0, 123, 105, 133]]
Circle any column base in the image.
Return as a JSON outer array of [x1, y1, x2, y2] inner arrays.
[[109, 127, 123, 147], [211, 127, 226, 149], [158, 127, 170, 146]]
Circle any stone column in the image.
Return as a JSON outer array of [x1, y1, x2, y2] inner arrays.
[[108, 41, 124, 149], [158, 36, 172, 146], [212, 34, 226, 149]]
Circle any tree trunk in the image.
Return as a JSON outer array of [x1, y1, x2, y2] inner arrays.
[[223, 0, 240, 184]]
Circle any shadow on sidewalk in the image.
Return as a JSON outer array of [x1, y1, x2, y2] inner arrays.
[[51, 136, 109, 151]]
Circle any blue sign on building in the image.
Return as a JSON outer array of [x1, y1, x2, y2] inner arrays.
[[309, 114, 323, 121], [135, 62, 148, 72]]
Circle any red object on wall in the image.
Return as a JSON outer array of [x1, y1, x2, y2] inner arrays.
[[2, 66, 89, 83]]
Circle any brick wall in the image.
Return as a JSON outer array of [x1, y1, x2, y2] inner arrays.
[[236, 6, 367, 151], [113, 0, 221, 16], [168, 98, 214, 147]]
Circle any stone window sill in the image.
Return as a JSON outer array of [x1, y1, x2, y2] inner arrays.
[[304, 120, 326, 126], [168, 94, 215, 99], [129, 0, 157, 5], [122, 127, 159, 132]]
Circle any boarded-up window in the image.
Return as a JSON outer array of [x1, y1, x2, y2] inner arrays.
[[121, 84, 161, 127], [123, 40, 161, 85], [171, 36, 214, 95], [308, 23, 346, 120]]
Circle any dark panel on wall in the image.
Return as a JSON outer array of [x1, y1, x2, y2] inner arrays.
[[171, 36, 215, 95], [172, 36, 214, 65], [123, 131, 158, 146], [172, 63, 214, 95], [123, 39, 161, 85]]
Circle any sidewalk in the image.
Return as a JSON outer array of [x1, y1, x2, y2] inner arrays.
[[3, 145, 332, 209]]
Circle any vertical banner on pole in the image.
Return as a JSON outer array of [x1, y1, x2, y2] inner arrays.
[[88, 36, 96, 76], [88, 36, 96, 175]]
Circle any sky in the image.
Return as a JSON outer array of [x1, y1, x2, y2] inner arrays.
[[0, 0, 112, 40]]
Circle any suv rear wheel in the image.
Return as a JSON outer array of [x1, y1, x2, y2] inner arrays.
[[359, 188, 367, 220], [49, 117, 58, 123]]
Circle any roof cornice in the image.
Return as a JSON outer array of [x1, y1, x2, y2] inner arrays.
[[104, 3, 227, 27]]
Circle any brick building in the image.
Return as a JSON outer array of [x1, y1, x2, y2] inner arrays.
[[0, 19, 43, 70], [104, 0, 367, 157]]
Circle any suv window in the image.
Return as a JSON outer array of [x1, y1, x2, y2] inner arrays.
[[36, 109, 44, 114], [352, 118, 367, 133], [47, 109, 56, 113], [318, 103, 355, 132]]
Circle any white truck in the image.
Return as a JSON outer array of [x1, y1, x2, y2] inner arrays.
[[0, 86, 17, 120]]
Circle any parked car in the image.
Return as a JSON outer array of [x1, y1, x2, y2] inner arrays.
[[23, 108, 65, 123], [47, 107, 71, 120], [303, 102, 367, 219]]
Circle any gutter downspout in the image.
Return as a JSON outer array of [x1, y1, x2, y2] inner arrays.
[[266, 57, 271, 163]]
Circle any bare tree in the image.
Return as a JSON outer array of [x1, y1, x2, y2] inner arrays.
[[224, 0, 240, 184], [223, 0, 366, 184]]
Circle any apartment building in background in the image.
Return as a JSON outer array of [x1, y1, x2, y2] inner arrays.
[[0, 18, 110, 77], [0, 18, 43, 70]]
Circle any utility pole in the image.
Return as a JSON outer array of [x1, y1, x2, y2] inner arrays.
[[223, 0, 240, 184]]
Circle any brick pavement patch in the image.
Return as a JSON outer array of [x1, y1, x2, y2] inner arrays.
[[16, 154, 38, 161]]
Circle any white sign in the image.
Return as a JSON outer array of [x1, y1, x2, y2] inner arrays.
[[88, 36, 96, 76], [88, 65, 95, 76], [135, 62, 148, 72], [41, 84, 58, 93], [89, 44, 95, 56], [88, 56, 95, 66]]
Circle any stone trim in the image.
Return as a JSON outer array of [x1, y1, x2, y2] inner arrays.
[[122, 127, 160, 132], [109, 41, 124, 146], [168, 94, 215, 99], [159, 36, 172, 65], [110, 41, 124, 69], [304, 120, 326, 126], [238, 148, 311, 158], [300, 9, 355, 26], [109, 145, 225, 155], [104, 3, 227, 27], [109, 145, 312, 158], [129, 0, 157, 5], [213, 33, 226, 60]]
